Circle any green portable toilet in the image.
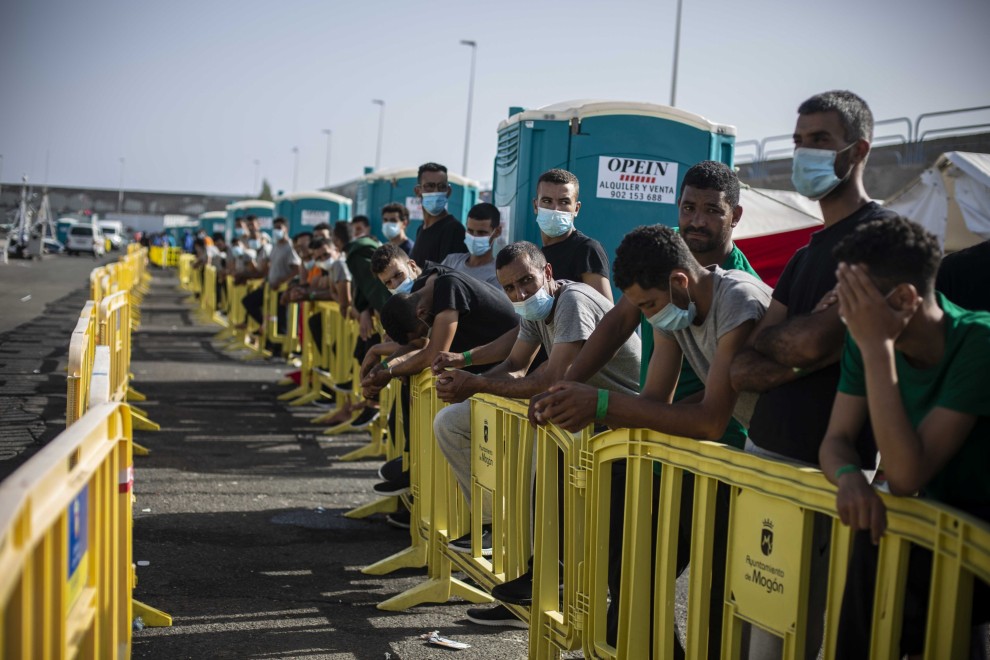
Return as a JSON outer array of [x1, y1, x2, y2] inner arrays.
[[198, 211, 228, 240], [274, 191, 353, 237], [356, 167, 480, 242], [56, 217, 79, 245], [493, 100, 735, 269], [225, 200, 276, 237]]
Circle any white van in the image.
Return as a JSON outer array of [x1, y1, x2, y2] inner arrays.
[[98, 220, 125, 251], [66, 223, 106, 257]]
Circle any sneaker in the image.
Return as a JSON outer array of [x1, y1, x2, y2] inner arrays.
[[385, 508, 411, 529], [373, 472, 410, 496], [465, 604, 528, 629], [333, 381, 353, 392], [448, 525, 492, 557], [491, 568, 533, 605], [350, 407, 380, 429], [378, 456, 404, 482]]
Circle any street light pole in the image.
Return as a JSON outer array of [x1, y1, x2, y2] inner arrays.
[[670, 0, 683, 107], [253, 159, 260, 194], [322, 129, 332, 189], [372, 99, 385, 171], [291, 147, 299, 191], [459, 39, 477, 177], [117, 157, 125, 213]]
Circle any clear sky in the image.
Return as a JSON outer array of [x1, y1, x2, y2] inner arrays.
[[1, 0, 988, 196]]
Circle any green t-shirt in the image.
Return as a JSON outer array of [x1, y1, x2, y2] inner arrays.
[[639, 244, 760, 450], [838, 294, 990, 509]]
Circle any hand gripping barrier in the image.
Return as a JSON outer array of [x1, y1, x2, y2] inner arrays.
[[97, 291, 159, 432], [364, 370, 492, 612], [579, 428, 990, 660], [66, 302, 98, 427], [0, 403, 170, 660]]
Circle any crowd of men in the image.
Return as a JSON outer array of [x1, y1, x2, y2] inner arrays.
[[191, 89, 990, 658]]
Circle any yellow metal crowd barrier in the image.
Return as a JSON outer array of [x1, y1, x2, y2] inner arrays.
[[66, 302, 98, 426], [97, 291, 159, 433], [148, 246, 180, 268], [0, 403, 156, 659]]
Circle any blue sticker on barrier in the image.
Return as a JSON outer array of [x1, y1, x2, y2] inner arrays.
[[67, 485, 89, 608]]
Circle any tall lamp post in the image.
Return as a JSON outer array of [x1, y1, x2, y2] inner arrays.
[[117, 157, 126, 213], [372, 99, 386, 171], [670, 0, 683, 107], [291, 147, 299, 191], [322, 129, 333, 189], [459, 39, 477, 177]]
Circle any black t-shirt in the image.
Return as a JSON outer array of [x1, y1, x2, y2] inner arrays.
[[541, 229, 610, 282], [397, 237, 414, 257], [410, 214, 466, 266], [748, 201, 898, 465], [429, 269, 519, 359], [936, 240, 990, 312]]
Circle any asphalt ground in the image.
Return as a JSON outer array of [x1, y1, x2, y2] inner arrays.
[[128, 271, 541, 660]]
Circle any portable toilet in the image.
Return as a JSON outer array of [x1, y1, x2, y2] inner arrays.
[[56, 217, 79, 245], [198, 211, 228, 241], [274, 191, 353, 237], [226, 200, 276, 236], [356, 166, 480, 241], [492, 100, 735, 267]]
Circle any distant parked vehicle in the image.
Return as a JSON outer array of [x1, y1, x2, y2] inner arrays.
[[65, 223, 106, 257], [99, 220, 125, 251]]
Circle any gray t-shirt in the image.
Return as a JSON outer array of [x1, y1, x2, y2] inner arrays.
[[327, 258, 351, 283], [658, 266, 772, 428], [519, 280, 641, 395], [441, 253, 501, 290], [268, 240, 301, 286]]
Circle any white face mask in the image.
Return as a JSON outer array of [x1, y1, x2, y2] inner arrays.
[[382, 222, 402, 240]]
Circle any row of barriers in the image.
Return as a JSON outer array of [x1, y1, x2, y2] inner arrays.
[[174, 252, 990, 658], [1, 244, 171, 659]]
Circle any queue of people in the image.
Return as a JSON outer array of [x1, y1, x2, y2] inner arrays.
[[189, 90, 990, 658]]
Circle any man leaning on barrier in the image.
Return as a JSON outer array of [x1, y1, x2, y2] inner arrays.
[[429, 241, 641, 627], [817, 216, 990, 658]]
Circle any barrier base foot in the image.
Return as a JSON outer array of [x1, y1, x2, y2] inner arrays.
[[288, 390, 321, 407], [277, 385, 309, 401], [376, 576, 493, 612], [339, 442, 386, 461], [345, 496, 397, 520], [132, 411, 161, 432], [362, 543, 427, 576], [133, 442, 150, 456], [127, 387, 147, 402], [276, 377, 295, 387], [133, 599, 172, 627]]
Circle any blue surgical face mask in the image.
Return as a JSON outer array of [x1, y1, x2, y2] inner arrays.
[[421, 192, 448, 216], [513, 286, 554, 322], [464, 234, 491, 257], [318, 258, 334, 271], [382, 221, 402, 240], [272, 228, 286, 241], [248, 238, 260, 250], [388, 277, 414, 295], [303, 259, 315, 270], [791, 143, 855, 200], [232, 245, 245, 257], [647, 276, 697, 332], [235, 227, 247, 237], [536, 207, 575, 238]]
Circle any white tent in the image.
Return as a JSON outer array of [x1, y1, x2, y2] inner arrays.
[[883, 151, 990, 252]]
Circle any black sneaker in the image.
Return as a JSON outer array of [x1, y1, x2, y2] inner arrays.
[[491, 568, 533, 605], [333, 381, 353, 392], [385, 508, 410, 529], [465, 604, 527, 629], [372, 472, 410, 496], [350, 407, 380, 429], [448, 525, 492, 557], [378, 456, 404, 482]]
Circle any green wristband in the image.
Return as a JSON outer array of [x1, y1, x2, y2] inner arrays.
[[834, 464, 860, 480], [462, 350, 473, 366], [595, 389, 609, 422]]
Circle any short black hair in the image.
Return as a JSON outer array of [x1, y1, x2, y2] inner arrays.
[[211, 232, 225, 243], [798, 90, 874, 143], [613, 225, 697, 292], [537, 168, 580, 197], [495, 241, 547, 271], [381, 292, 423, 344], [309, 237, 328, 251], [352, 215, 370, 228], [332, 220, 353, 245], [293, 231, 313, 242], [418, 162, 448, 182], [245, 215, 257, 222], [371, 242, 409, 275], [832, 215, 940, 297], [381, 203, 409, 222], [679, 160, 740, 208], [273, 217, 288, 228], [312, 222, 331, 233], [467, 202, 501, 228]]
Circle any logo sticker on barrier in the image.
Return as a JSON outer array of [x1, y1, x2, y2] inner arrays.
[[727, 489, 803, 636], [471, 405, 497, 489], [67, 485, 90, 610], [596, 156, 678, 204]]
